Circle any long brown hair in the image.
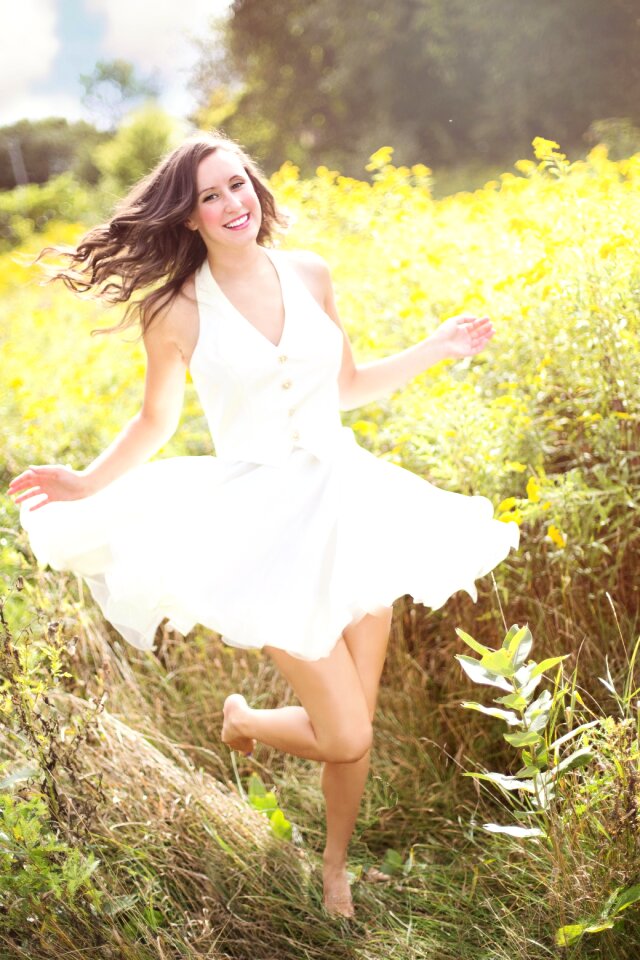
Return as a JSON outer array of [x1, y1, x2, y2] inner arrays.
[[42, 130, 288, 335]]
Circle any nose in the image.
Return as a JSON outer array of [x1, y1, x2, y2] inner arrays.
[[224, 190, 243, 211]]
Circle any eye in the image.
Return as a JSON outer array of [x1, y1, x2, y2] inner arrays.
[[231, 179, 244, 189], [203, 192, 218, 202]]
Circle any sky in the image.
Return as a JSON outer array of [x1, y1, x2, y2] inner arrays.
[[0, 0, 232, 127]]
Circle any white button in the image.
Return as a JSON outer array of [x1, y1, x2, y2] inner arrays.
[[288, 408, 295, 417], [278, 354, 288, 364], [292, 430, 300, 441], [281, 380, 292, 390]]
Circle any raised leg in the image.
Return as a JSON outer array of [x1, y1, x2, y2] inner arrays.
[[220, 606, 393, 917], [222, 634, 373, 763]]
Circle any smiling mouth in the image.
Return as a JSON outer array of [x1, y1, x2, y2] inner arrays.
[[224, 213, 250, 229]]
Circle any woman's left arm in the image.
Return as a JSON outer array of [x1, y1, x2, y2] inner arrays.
[[313, 254, 495, 411]]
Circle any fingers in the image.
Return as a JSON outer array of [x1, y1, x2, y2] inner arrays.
[[12, 488, 44, 505]]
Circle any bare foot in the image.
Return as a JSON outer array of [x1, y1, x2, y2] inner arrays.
[[221, 694, 255, 756], [322, 860, 354, 918]]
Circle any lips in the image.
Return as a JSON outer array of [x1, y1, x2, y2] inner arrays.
[[224, 213, 250, 229]]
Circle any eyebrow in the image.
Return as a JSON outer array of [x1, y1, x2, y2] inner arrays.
[[198, 175, 244, 196]]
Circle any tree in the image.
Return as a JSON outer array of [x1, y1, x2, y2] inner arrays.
[[0, 118, 106, 190], [92, 104, 185, 194], [80, 59, 161, 132], [188, 0, 640, 175]]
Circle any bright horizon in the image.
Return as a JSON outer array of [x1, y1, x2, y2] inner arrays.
[[0, 0, 232, 127]]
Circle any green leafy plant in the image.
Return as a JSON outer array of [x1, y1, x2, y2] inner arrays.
[[246, 772, 293, 841], [457, 622, 593, 836], [457, 623, 640, 948]]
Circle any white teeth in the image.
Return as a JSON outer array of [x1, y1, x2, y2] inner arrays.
[[225, 213, 249, 228]]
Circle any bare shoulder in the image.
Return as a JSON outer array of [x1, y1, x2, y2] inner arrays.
[[143, 276, 199, 365], [279, 248, 332, 309]]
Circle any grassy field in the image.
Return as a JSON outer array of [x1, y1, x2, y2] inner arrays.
[[1, 138, 640, 958]]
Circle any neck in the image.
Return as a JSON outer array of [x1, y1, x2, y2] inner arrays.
[[206, 242, 267, 281]]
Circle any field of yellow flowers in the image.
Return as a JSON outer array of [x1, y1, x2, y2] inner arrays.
[[3, 138, 639, 638], [1, 139, 640, 959]]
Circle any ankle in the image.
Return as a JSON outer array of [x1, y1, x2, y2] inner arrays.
[[322, 850, 348, 871]]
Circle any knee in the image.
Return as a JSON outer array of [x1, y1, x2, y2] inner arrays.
[[322, 721, 373, 763]]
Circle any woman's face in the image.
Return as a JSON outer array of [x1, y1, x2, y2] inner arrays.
[[186, 148, 262, 248]]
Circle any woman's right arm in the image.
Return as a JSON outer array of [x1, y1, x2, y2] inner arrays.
[[8, 299, 190, 511]]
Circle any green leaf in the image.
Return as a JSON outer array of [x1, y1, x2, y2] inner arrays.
[[460, 702, 521, 725], [585, 920, 616, 934], [247, 772, 267, 798], [504, 730, 542, 748], [530, 656, 569, 679], [612, 884, 640, 915], [455, 627, 493, 657], [483, 823, 545, 838], [515, 764, 544, 777], [550, 747, 594, 778], [529, 710, 551, 733], [269, 808, 292, 841], [480, 649, 517, 677], [495, 692, 527, 710], [501, 623, 522, 649], [249, 792, 278, 814], [467, 772, 536, 793], [456, 655, 512, 691], [549, 719, 600, 751], [507, 625, 533, 667], [555, 923, 587, 946], [381, 849, 405, 875], [525, 689, 552, 719]]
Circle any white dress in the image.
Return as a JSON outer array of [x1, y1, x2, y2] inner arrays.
[[19, 247, 520, 660]]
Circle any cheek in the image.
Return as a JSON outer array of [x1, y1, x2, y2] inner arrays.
[[198, 205, 223, 228]]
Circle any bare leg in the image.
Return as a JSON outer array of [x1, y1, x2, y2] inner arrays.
[[220, 608, 393, 917], [222, 635, 373, 763], [320, 607, 393, 916]]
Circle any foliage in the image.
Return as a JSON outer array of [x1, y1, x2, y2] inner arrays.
[[0, 118, 106, 190], [0, 586, 105, 931], [80, 58, 161, 132], [457, 621, 640, 950], [190, 0, 640, 174], [92, 103, 186, 194], [0, 173, 94, 250], [246, 771, 293, 840]]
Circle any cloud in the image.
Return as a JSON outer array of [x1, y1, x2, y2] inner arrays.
[[0, 0, 59, 121], [87, 0, 230, 76], [0, 91, 85, 127]]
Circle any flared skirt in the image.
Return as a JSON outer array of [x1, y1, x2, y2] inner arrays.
[[19, 429, 520, 660]]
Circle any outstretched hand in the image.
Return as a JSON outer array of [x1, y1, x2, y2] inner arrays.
[[7, 465, 91, 512], [431, 314, 495, 360]]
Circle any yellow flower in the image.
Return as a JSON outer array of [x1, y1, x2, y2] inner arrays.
[[497, 496, 518, 512], [547, 524, 566, 548], [365, 146, 394, 171], [505, 461, 528, 473], [526, 476, 541, 503], [514, 159, 536, 175], [499, 509, 523, 525], [532, 137, 565, 160]]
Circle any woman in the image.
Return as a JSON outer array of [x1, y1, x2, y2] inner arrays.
[[8, 130, 519, 918]]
